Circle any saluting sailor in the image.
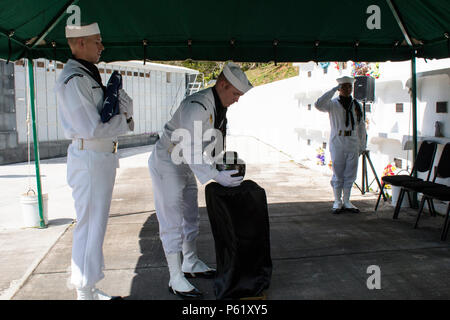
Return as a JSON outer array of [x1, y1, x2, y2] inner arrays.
[[315, 76, 367, 214], [55, 22, 134, 300], [148, 62, 253, 299]]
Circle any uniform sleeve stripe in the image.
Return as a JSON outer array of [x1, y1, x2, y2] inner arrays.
[[64, 73, 84, 85], [191, 100, 207, 110]]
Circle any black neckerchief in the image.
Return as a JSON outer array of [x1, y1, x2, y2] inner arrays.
[[338, 95, 355, 130], [71, 56, 106, 94], [212, 86, 227, 135], [212, 86, 227, 151]]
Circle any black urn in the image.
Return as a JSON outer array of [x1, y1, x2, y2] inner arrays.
[[216, 151, 246, 178]]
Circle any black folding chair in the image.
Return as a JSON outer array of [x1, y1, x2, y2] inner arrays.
[[391, 141, 439, 219], [415, 186, 450, 240], [398, 143, 450, 218], [374, 140, 437, 213], [412, 143, 450, 240]]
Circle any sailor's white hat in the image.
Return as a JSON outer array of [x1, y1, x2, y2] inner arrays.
[[336, 76, 355, 84], [222, 62, 253, 93], [66, 22, 101, 38]]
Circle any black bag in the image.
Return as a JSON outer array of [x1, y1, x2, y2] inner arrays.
[[205, 180, 272, 300]]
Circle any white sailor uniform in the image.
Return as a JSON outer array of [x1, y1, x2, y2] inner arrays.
[[148, 87, 222, 297], [55, 58, 130, 289], [149, 87, 221, 254], [315, 86, 367, 211], [149, 62, 251, 298]]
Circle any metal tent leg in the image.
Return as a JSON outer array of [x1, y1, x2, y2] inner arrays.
[[27, 58, 46, 229]]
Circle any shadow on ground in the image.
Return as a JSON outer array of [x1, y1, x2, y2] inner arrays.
[[126, 197, 450, 300], [10, 160, 450, 300]]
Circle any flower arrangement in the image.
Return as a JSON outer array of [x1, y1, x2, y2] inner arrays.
[[369, 63, 380, 79], [382, 163, 397, 190], [334, 62, 347, 71], [319, 62, 330, 70], [352, 62, 368, 76], [316, 147, 325, 166], [382, 163, 397, 176], [351, 62, 380, 79]]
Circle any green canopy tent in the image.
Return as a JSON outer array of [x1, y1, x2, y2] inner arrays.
[[1, 0, 449, 227], [1, 0, 449, 62]]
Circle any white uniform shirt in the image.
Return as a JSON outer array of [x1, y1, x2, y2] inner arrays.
[[315, 88, 367, 154], [54, 59, 129, 141], [153, 87, 220, 184]]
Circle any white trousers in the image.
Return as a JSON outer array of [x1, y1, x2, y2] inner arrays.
[[67, 144, 117, 289], [330, 149, 359, 189], [148, 151, 200, 254]]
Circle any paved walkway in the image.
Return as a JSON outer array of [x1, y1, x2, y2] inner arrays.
[[1, 136, 449, 300]]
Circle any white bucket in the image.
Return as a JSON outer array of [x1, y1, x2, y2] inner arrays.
[[390, 185, 409, 208], [20, 191, 48, 228]]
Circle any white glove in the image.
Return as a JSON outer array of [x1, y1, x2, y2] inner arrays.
[[213, 170, 243, 187], [333, 85, 341, 91], [118, 89, 133, 118]]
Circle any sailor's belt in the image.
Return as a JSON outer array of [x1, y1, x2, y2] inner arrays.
[[72, 138, 118, 153], [338, 130, 353, 136]]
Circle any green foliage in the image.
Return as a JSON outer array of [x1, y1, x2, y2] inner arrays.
[[244, 63, 299, 86], [155, 61, 298, 87], [179, 60, 224, 83]]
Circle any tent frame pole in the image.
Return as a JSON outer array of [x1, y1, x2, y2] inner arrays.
[[386, 0, 418, 161], [387, 0, 419, 206], [24, 1, 79, 228], [386, 0, 413, 46], [30, 0, 79, 49], [27, 58, 46, 228], [411, 52, 418, 174], [410, 51, 419, 207]]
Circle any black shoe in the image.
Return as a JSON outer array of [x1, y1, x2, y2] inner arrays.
[[332, 208, 342, 214], [110, 296, 124, 300], [184, 270, 216, 279], [168, 286, 203, 299]]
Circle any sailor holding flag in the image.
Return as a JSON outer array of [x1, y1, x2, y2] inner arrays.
[[55, 22, 133, 300]]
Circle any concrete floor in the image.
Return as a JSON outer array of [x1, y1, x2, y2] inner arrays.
[[8, 136, 450, 300]]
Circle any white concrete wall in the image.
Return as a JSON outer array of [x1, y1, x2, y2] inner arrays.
[[228, 58, 450, 210], [14, 59, 195, 144]]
